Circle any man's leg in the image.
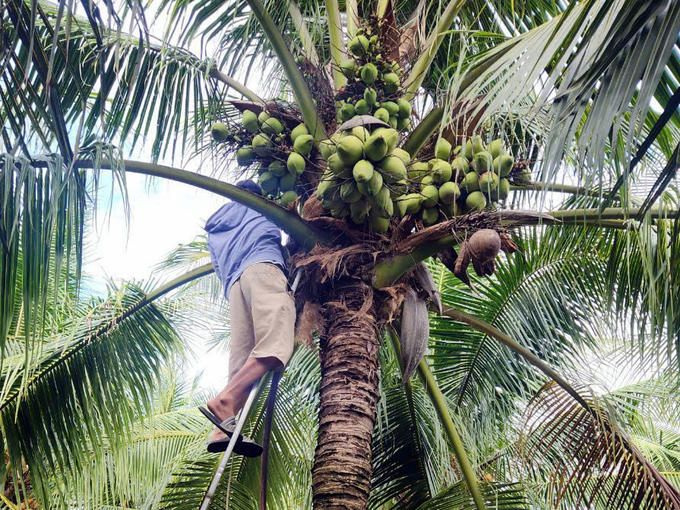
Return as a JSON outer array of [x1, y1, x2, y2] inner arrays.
[[206, 263, 294, 436], [206, 356, 281, 421]]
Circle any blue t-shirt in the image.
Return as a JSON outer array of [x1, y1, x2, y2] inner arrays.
[[205, 202, 286, 299]]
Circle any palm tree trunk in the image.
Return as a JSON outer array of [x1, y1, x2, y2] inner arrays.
[[313, 280, 380, 510]]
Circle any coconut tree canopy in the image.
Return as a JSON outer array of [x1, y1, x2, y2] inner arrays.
[[2, 0, 680, 509]]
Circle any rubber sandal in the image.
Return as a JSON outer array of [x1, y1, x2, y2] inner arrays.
[[198, 406, 263, 457]]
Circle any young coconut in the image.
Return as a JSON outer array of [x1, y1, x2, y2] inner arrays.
[[259, 172, 278, 195], [431, 159, 453, 184], [479, 171, 499, 193], [353, 159, 375, 183], [421, 207, 439, 226], [261, 117, 284, 135], [397, 98, 411, 119], [287, 152, 306, 175], [465, 191, 487, 212], [374, 108, 390, 123], [252, 134, 272, 156], [279, 172, 296, 191], [361, 63, 378, 85], [241, 110, 259, 133], [235, 146, 255, 166], [493, 154, 514, 177], [438, 181, 461, 204], [357, 169, 383, 196], [211, 122, 230, 142], [269, 160, 287, 177], [435, 138, 452, 160], [337, 135, 364, 165], [290, 123, 309, 143], [350, 199, 370, 224], [280, 190, 298, 208], [294, 134, 314, 155], [420, 185, 439, 208], [363, 133, 389, 161], [379, 155, 407, 183]]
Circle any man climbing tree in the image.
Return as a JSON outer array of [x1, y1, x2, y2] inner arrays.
[[199, 179, 296, 457]]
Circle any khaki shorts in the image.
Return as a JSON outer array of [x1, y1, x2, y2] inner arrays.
[[228, 262, 295, 380]]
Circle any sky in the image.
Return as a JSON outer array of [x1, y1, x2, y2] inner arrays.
[[82, 171, 232, 390]]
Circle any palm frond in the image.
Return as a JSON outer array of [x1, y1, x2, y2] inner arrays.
[[519, 382, 680, 510]]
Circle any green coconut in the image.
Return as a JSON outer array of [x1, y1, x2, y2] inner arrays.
[[353, 159, 375, 183], [354, 99, 370, 115], [280, 190, 298, 208], [287, 152, 306, 175], [379, 155, 407, 183], [279, 172, 296, 191], [397, 98, 411, 119], [420, 184, 439, 208], [431, 159, 453, 184], [364, 88, 377, 105], [435, 138, 452, 161], [242, 110, 259, 133], [269, 160, 287, 177], [465, 191, 487, 212], [361, 63, 378, 85], [337, 135, 364, 165], [259, 171, 278, 195], [293, 134, 314, 156], [363, 133, 389, 161], [438, 181, 461, 204], [211, 122, 230, 142], [478, 171, 499, 193], [340, 58, 357, 78], [383, 73, 399, 93], [472, 151, 493, 174], [493, 154, 514, 177], [462, 171, 480, 192], [374, 108, 390, 123], [252, 133, 271, 156], [261, 117, 283, 135], [290, 123, 309, 143], [357, 169, 383, 197], [235, 146, 254, 166], [421, 207, 439, 226]]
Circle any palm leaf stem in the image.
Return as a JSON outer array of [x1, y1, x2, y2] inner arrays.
[[372, 207, 671, 288], [245, 0, 326, 140], [386, 327, 488, 510], [26, 158, 328, 249], [439, 307, 590, 412], [403, 0, 468, 101], [346, 0, 358, 36], [0, 264, 214, 412], [288, 1, 319, 66], [207, 68, 263, 103], [325, 0, 347, 89], [512, 182, 615, 197]]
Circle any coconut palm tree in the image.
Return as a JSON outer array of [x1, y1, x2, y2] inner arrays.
[[2, 0, 680, 509]]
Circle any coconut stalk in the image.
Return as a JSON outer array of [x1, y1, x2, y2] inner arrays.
[[403, 107, 444, 157], [346, 0, 359, 36], [402, 0, 468, 101], [325, 0, 347, 89], [386, 328, 488, 510], [244, 0, 327, 140]]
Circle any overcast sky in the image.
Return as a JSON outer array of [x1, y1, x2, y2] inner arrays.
[[82, 170, 232, 390]]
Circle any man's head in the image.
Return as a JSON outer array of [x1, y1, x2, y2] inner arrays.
[[236, 179, 262, 195]]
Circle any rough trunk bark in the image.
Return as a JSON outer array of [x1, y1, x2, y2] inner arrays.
[[312, 280, 380, 510]]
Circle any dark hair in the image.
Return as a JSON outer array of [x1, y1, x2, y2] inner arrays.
[[236, 179, 262, 195]]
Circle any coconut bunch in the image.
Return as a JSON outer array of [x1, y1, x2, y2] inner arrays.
[[317, 124, 410, 233], [336, 28, 412, 132], [402, 135, 519, 225], [212, 110, 314, 207]]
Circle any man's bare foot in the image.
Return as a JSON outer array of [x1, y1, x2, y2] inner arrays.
[[209, 427, 229, 443], [206, 394, 236, 423]]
